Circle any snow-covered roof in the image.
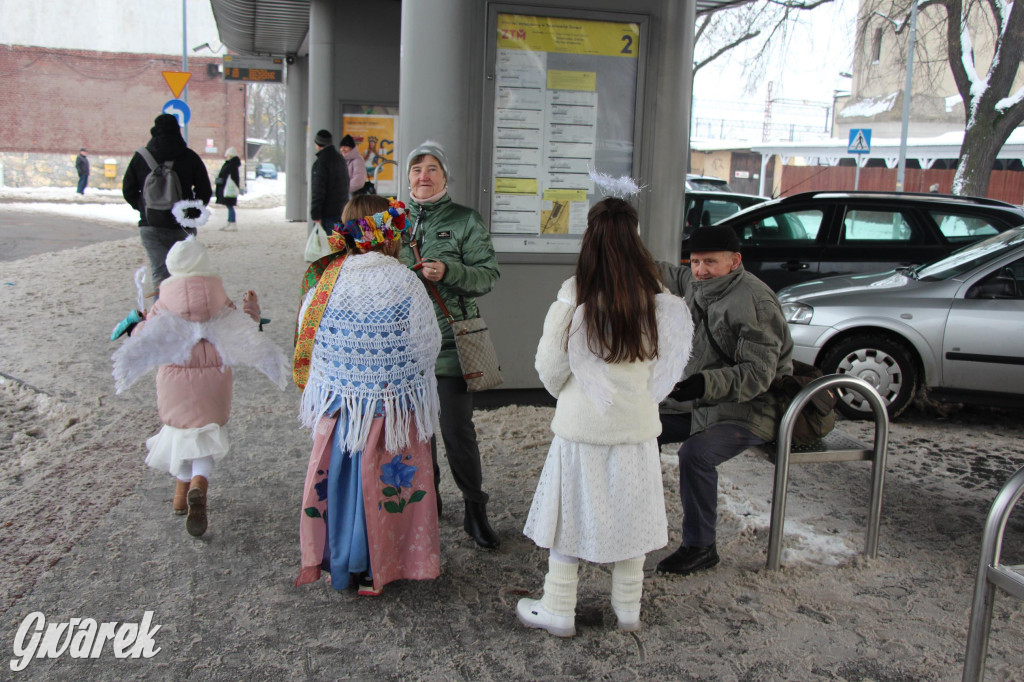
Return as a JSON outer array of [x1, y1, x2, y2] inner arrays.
[[838, 92, 899, 118]]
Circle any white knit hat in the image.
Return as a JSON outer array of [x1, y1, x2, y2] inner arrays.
[[406, 140, 450, 181], [225, 147, 238, 159], [163, 236, 218, 283]]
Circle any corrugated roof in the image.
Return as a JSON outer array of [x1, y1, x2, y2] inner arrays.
[[209, 0, 746, 56]]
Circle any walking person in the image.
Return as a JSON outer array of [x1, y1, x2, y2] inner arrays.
[[75, 148, 89, 194], [294, 195, 442, 596], [122, 114, 212, 288], [111, 237, 289, 537], [518, 197, 693, 637], [310, 129, 349, 234], [400, 140, 502, 549], [340, 134, 368, 195], [215, 147, 242, 231]]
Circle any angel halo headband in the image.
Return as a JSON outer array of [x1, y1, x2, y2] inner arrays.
[[338, 200, 409, 250], [588, 169, 644, 199]]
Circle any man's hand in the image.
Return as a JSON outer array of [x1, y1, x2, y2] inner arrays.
[[669, 374, 706, 403]]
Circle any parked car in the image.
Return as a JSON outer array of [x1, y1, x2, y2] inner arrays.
[[255, 162, 278, 179], [684, 191, 1024, 291], [685, 174, 732, 191], [777, 227, 1024, 419], [684, 190, 768, 238]]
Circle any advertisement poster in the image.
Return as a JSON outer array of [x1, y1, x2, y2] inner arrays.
[[489, 13, 641, 254], [342, 114, 398, 197]]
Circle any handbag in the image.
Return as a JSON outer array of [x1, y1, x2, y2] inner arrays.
[[304, 224, 332, 262], [224, 177, 240, 199], [420, 274, 503, 392]]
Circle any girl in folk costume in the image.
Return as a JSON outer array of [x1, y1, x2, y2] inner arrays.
[[518, 195, 694, 637], [295, 195, 442, 596], [112, 236, 290, 537]]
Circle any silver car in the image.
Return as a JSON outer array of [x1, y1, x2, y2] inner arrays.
[[777, 227, 1024, 419]]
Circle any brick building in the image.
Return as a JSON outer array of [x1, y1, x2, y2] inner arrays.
[[0, 0, 243, 190]]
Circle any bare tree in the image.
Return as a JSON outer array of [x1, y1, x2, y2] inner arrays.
[[694, 0, 837, 84], [862, 0, 1024, 196], [943, 0, 1024, 195], [247, 83, 287, 167]]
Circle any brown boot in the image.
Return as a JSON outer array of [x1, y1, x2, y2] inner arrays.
[[186, 476, 209, 537], [172, 480, 189, 515]]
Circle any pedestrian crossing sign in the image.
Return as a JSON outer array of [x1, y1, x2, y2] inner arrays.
[[848, 128, 872, 154]]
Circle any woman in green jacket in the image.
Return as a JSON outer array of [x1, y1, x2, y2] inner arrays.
[[401, 140, 502, 549]]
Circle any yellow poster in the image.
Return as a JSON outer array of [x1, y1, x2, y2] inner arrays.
[[342, 114, 397, 191], [497, 14, 639, 58]]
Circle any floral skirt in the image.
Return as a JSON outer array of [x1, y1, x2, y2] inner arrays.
[[296, 414, 441, 592]]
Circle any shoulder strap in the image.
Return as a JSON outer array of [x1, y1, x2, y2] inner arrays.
[[694, 302, 736, 367], [137, 147, 157, 171], [411, 240, 455, 325]]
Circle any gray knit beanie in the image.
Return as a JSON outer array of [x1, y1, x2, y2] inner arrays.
[[406, 140, 450, 181]]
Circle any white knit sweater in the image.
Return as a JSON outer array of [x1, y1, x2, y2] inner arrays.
[[534, 278, 694, 445]]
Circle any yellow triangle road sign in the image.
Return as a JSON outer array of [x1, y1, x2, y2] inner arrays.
[[162, 71, 192, 99]]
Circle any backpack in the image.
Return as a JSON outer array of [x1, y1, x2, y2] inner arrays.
[[136, 147, 183, 228], [770, 360, 837, 447]]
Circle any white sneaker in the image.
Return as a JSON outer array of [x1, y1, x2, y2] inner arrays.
[[219, 223, 238, 232], [516, 598, 575, 637], [614, 607, 641, 632]]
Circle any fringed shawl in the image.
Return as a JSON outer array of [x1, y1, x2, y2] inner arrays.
[[298, 252, 442, 452]]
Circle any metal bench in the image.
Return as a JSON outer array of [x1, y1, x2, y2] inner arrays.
[[760, 374, 889, 570], [962, 464, 1024, 681]]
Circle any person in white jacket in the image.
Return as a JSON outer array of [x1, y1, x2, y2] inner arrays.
[[518, 197, 694, 637]]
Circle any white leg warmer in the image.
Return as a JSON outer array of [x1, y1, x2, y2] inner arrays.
[[611, 556, 645, 631], [540, 554, 580, 617]]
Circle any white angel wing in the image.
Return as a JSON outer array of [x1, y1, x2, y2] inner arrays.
[[111, 313, 200, 394], [201, 309, 290, 390], [648, 293, 695, 402]]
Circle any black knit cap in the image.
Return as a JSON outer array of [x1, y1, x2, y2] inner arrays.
[[684, 225, 741, 254], [339, 134, 356, 148], [151, 113, 181, 136], [314, 129, 333, 146]]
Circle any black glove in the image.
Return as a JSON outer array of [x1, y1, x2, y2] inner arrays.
[[669, 373, 706, 403]]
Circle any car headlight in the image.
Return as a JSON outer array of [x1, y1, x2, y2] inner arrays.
[[781, 302, 813, 324]]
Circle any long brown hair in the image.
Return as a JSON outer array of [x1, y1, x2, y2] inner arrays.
[[570, 198, 661, 363]]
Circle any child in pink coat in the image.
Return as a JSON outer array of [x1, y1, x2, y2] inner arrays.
[[113, 237, 288, 536]]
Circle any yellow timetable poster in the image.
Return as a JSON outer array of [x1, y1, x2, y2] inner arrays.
[[490, 13, 641, 251]]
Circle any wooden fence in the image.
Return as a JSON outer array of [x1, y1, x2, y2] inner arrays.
[[779, 166, 1024, 205]]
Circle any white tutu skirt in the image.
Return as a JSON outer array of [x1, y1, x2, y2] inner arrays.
[[145, 424, 230, 479], [523, 435, 668, 564]]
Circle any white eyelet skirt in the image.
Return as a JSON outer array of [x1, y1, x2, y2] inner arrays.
[[523, 435, 668, 564]]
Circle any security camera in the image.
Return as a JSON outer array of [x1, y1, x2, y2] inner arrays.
[[286, 55, 296, 65]]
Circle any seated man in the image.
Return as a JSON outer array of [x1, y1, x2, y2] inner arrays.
[[657, 225, 794, 576]]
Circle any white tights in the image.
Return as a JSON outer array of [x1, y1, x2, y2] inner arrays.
[[175, 456, 213, 483]]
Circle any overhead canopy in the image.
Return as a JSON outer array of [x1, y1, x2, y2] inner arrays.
[[209, 0, 744, 56]]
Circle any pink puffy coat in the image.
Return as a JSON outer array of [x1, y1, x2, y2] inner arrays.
[[143, 276, 257, 429]]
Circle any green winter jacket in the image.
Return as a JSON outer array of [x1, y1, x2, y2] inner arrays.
[[400, 194, 500, 377], [657, 262, 794, 442]]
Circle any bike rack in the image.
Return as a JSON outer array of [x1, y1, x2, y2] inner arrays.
[[962, 464, 1024, 682], [766, 374, 889, 570]]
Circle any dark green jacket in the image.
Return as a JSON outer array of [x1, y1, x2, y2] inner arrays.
[[658, 262, 793, 441], [401, 194, 500, 377]]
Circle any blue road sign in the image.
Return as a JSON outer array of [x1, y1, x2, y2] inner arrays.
[[848, 128, 871, 154], [162, 99, 191, 127]]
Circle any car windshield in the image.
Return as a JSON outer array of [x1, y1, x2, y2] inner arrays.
[[914, 229, 1024, 280]]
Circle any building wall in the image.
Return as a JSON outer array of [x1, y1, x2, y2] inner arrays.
[[0, 44, 244, 187]]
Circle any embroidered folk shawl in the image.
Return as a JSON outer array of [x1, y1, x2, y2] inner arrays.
[[294, 254, 347, 390], [298, 251, 442, 453]]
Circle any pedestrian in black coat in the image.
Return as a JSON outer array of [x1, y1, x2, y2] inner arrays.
[[122, 114, 213, 287], [215, 148, 242, 231], [310, 129, 349, 233]]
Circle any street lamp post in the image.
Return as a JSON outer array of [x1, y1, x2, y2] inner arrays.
[[895, 0, 919, 192]]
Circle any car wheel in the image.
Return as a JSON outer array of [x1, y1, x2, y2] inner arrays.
[[819, 333, 920, 420]]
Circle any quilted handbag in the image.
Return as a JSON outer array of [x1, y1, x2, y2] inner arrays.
[[422, 278, 503, 392]]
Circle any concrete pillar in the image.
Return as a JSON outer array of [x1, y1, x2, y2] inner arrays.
[[644, 0, 696, 259], [398, 0, 481, 204], [285, 56, 308, 221]]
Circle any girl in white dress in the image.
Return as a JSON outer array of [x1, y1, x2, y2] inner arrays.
[[519, 197, 693, 637]]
